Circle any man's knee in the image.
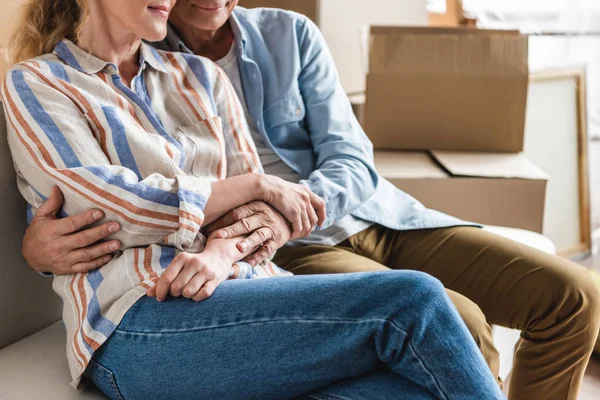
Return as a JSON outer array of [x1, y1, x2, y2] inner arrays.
[[536, 261, 600, 341]]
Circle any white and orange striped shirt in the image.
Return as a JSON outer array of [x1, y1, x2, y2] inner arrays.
[[1, 39, 291, 387]]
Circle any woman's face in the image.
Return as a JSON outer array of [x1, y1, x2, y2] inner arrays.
[[170, 0, 239, 32], [93, 0, 177, 41]]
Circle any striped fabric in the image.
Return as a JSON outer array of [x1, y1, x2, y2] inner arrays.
[[1, 39, 291, 387]]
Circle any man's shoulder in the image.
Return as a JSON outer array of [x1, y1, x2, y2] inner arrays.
[[234, 6, 312, 34]]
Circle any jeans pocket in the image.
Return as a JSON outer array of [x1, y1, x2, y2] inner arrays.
[[85, 359, 125, 400]]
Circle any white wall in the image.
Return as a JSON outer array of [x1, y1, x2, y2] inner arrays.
[[320, 0, 428, 94]]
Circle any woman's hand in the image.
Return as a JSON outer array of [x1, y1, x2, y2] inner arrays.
[[258, 175, 326, 239], [146, 249, 232, 302], [205, 201, 292, 266]]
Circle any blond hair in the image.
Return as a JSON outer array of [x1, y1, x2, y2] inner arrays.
[[10, 0, 89, 63]]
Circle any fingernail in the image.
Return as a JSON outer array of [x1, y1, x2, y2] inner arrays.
[[93, 211, 103, 220], [109, 242, 119, 251], [108, 224, 119, 233], [218, 230, 228, 239], [239, 242, 248, 251], [102, 255, 113, 263], [248, 259, 256, 267]]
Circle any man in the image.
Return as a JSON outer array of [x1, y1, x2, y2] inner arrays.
[[20, 2, 599, 399]]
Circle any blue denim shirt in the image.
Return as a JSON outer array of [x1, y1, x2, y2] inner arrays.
[[157, 7, 470, 232]]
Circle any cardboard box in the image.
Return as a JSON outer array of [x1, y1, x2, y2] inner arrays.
[[376, 150, 548, 232], [237, 0, 320, 22], [365, 26, 529, 152]]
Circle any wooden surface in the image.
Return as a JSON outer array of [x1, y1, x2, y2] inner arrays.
[[526, 69, 592, 258]]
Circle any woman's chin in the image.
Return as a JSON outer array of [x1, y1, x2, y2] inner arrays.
[[142, 26, 169, 42]]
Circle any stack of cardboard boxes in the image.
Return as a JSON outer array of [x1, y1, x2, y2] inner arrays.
[[365, 27, 548, 232]]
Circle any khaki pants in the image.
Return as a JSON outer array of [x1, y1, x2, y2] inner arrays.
[[273, 226, 600, 400]]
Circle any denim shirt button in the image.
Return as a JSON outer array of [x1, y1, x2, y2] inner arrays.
[[295, 109, 302, 115]]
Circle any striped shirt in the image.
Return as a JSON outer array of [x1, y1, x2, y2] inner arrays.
[[1, 39, 291, 387]]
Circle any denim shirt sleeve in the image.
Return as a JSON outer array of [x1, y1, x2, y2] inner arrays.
[[295, 18, 379, 229]]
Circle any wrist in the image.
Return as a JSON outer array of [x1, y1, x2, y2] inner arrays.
[[204, 239, 237, 265], [252, 173, 270, 202]]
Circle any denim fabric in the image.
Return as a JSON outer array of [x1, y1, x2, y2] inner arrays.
[[85, 271, 504, 399]]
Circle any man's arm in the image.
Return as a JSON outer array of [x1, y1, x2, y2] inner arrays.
[[296, 16, 379, 229]]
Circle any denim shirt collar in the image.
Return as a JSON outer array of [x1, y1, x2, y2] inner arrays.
[[162, 10, 248, 58]]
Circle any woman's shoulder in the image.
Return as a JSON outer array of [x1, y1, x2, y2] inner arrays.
[[3, 53, 68, 87]]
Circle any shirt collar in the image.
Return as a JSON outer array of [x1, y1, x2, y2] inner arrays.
[[53, 39, 169, 75], [163, 11, 248, 57]]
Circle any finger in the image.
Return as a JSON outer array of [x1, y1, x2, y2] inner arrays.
[[244, 242, 275, 267], [299, 206, 311, 238], [306, 204, 318, 232], [289, 209, 304, 240], [217, 215, 263, 240], [35, 186, 64, 218], [69, 254, 114, 275], [237, 227, 272, 253], [182, 273, 210, 299], [146, 284, 157, 297], [155, 256, 185, 302], [54, 209, 108, 236], [206, 205, 255, 235], [309, 192, 327, 227], [61, 222, 120, 251], [192, 280, 219, 302], [170, 265, 201, 298], [67, 239, 121, 266]]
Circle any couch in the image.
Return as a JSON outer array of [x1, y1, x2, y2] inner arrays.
[[0, 108, 560, 399]]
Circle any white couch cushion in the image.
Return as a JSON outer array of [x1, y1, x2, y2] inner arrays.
[[0, 322, 104, 399]]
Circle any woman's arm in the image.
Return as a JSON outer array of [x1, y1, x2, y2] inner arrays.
[[2, 63, 211, 251]]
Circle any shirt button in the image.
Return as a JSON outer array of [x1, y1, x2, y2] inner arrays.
[[296, 109, 302, 115]]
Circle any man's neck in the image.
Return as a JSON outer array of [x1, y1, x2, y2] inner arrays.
[[170, 19, 234, 62]]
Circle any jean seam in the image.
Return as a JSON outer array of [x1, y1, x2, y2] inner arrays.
[[304, 392, 351, 400], [90, 359, 125, 400], [114, 317, 449, 399]]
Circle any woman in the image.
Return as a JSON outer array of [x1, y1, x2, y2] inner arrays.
[[3, 0, 504, 399]]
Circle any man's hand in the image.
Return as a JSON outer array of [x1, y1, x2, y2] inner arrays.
[[23, 186, 121, 275], [205, 201, 292, 266]]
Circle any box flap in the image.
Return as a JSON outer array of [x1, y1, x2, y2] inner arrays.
[[374, 151, 449, 179], [431, 151, 549, 180], [369, 26, 527, 76]]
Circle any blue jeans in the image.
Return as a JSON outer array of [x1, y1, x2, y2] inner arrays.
[[84, 271, 504, 399]]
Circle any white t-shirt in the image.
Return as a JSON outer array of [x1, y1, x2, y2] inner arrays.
[[216, 45, 373, 246]]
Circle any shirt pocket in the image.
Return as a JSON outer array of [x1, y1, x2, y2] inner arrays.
[[263, 88, 309, 149], [83, 105, 179, 177], [264, 86, 305, 123], [176, 117, 225, 178]]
